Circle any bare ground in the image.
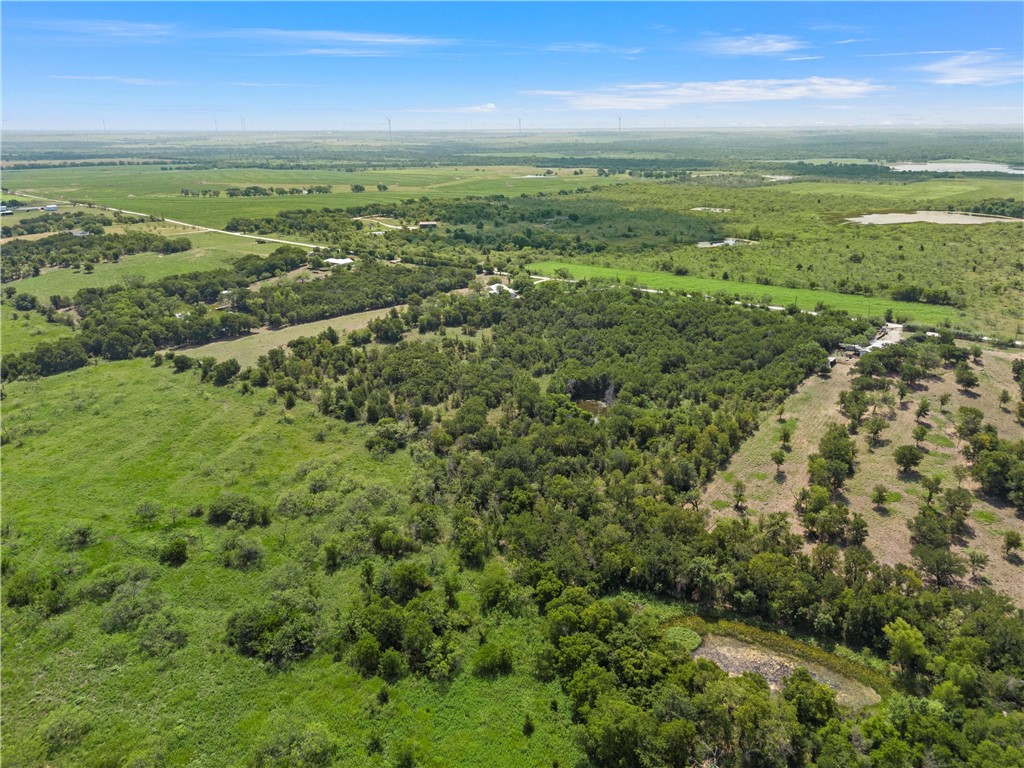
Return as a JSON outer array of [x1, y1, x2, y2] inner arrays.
[[694, 635, 881, 708], [704, 348, 1024, 605]]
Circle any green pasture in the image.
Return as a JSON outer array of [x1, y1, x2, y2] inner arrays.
[[1, 360, 584, 767], [179, 306, 399, 367], [4, 165, 627, 229], [0, 303, 74, 356], [7, 231, 274, 299], [527, 260, 966, 326]]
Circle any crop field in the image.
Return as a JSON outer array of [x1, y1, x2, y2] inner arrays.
[[0, 360, 583, 767], [527, 260, 965, 326], [3, 165, 628, 229]]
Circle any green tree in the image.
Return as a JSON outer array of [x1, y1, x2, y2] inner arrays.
[[883, 617, 929, 674], [894, 444, 925, 474]]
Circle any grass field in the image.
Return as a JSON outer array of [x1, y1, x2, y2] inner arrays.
[[0, 303, 75, 356], [4, 165, 628, 229], [7, 227, 280, 299], [527, 260, 965, 326], [1, 359, 584, 767], [179, 306, 401, 367]]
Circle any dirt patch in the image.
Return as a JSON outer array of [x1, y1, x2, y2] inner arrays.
[[847, 211, 1022, 225], [694, 635, 881, 708]]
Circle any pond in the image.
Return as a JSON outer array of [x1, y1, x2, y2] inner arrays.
[[889, 161, 1024, 174], [694, 635, 881, 708], [575, 399, 609, 420], [846, 211, 1021, 225]]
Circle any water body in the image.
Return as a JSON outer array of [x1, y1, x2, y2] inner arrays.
[[889, 161, 1024, 174], [847, 211, 1022, 225], [576, 400, 609, 420]]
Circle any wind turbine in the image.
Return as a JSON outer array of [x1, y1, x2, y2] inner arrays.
[[385, 117, 392, 142], [617, 116, 622, 134]]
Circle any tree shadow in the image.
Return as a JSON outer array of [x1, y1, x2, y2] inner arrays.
[[774, 470, 787, 484], [960, 389, 981, 399]]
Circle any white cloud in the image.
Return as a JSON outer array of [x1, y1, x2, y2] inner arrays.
[[702, 34, 806, 55], [861, 49, 969, 58], [919, 53, 1023, 85], [51, 75, 177, 86], [524, 77, 883, 110], [833, 38, 873, 45], [546, 42, 644, 55], [786, 56, 824, 61], [406, 103, 498, 113], [40, 20, 176, 38], [219, 28, 452, 46]]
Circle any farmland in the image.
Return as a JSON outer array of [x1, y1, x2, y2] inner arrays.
[[3, 129, 1024, 768]]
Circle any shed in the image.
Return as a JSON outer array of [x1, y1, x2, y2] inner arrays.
[[418, 221, 438, 229], [325, 257, 354, 266]]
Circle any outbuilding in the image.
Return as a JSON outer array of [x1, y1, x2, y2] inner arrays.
[[324, 257, 354, 266]]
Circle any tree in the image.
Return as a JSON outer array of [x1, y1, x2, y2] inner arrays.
[[732, 481, 746, 513], [1004, 530, 1022, 558], [912, 424, 929, 446], [771, 449, 786, 474], [999, 389, 1011, 409], [350, 184, 366, 193], [883, 618, 929, 674], [864, 416, 887, 447], [966, 549, 989, 580], [779, 424, 792, 448], [954, 361, 979, 391], [376, 183, 388, 192], [921, 475, 943, 504], [894, 444, 925, 474], [938, 392, 951, 412], [872, 484, 889, 509], [915, 398, 931, 421]]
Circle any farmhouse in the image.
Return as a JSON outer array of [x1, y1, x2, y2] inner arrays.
[[418, 221, 438, 229], [325, 257, 354, 266]]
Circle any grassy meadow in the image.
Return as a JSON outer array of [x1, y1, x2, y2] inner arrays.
[[1, 359, 584, 767], [527, 260, 966, 326], [3, 165, 628, 229]]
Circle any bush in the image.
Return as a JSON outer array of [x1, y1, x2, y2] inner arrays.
[[220, 534, 265, 570], [379, 647, 407, 682], [473, 643, 513, 676], [225, 590, 319, 666], [207, 493, 270, 527], [254, 721, 338, 768], [158, 537, 188, 567], [350, 632, 382, 677], [58, 523, 93, 551], [100, 581, 160, 633], [39, 706, 91, 756], [138, 609, 188, 656]]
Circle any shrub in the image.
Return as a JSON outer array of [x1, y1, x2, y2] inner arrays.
[[207, 493, 270, 527], [220, 535, 265, 570], [138, 609, 188, 656], [350, 632, 382, 677], [225, 590, 319, 666], [100, 581, 160, 633], [379, 647, 407, 682], [39, 707, 91, 756], [473, 643, 513, 676], [58, 523, 94, 550], [158, 537, 188, 567]]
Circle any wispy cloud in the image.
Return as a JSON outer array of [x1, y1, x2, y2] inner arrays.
[[861, 49, 969, 58], [919, 53, 1023, 85], [51, 75, 178, 86], [524, 77, 883, 110], [833, 38, 873, 45], [546, 42, 644, 55], [216, 28, 452, 46], [37, 19, 176, 39], [406, 103, 498, 114], [226, 82, 305, 88], [702, 34, 806, 55], [786, 56, 824, 62]]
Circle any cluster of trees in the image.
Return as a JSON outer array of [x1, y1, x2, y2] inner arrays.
[[1, 231, 191, 282], [950, 198, 1024, 219], [217, 185, 331, 197], [0, 211, 112, 238]]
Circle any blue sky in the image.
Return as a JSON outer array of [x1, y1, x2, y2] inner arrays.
[[2, 2, 1021, 130]]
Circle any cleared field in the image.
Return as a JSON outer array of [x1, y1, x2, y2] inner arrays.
[[4, 165, 627, 230], [704, 349, 1024, 605], [0, 303, 75, 356], [527, 260, 965, 326], [7, 228, 277, 299], [178, 307, 400, 367]]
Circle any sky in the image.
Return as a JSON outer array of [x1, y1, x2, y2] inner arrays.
[[2, 1, 1022, 131]]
